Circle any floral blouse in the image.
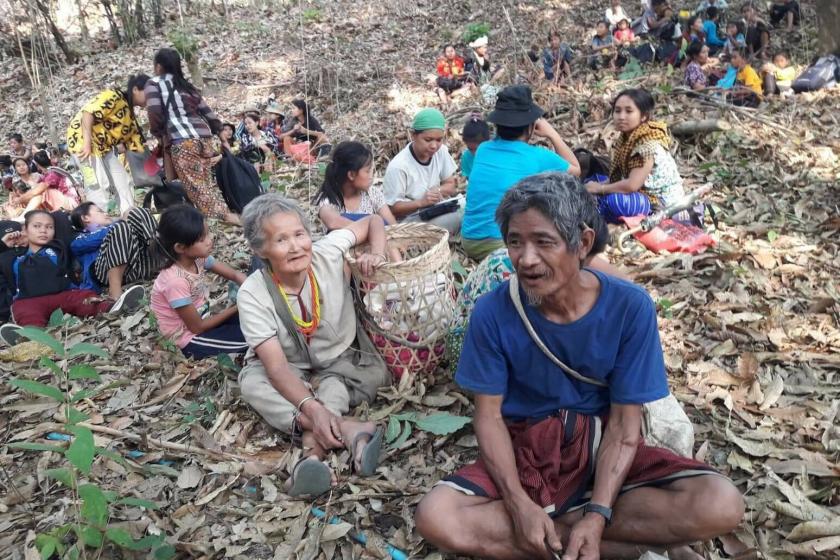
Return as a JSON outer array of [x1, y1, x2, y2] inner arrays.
[[684, 61, 707, 89]]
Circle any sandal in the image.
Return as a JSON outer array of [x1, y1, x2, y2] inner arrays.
[[286, 457, 331, 497], [350, 426, 384, 477]]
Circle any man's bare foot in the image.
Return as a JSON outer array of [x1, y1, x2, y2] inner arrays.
[[667, 545, 704, 560], [339, 420, 377, 472]]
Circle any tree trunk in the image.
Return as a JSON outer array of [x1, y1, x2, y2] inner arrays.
[[134, 0, 146, 38], [187, 56, 204, 89], [671, 119, 732, 137], [74, 0, 90, 43], [100, 0, 122, 45], [34, 0, 77, 64], [150, 0, 162, 28], [815, 0, 840, 56]]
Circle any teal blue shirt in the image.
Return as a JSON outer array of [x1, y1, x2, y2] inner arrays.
[[460, 149, 475, 178], [462, 139, 570, 240]]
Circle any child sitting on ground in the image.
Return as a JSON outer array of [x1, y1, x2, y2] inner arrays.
[[728, 48, 763, 107], [150, 205, 248, 359], [459, 114, 490, 181], [721, 21, 746, 61], [769, 0, 800, 31], [702, 7, 727, 54], [605, 0, 630, 29], [542, 31, 573, 82], [0, 210, 144, 345], [761, 51, 796, 96], [70, 202, 158, 301], [613, 18, 637, 45], [590, 21, 617, 71], [435, 45, 470, 106], [315, 141, 396, 229]]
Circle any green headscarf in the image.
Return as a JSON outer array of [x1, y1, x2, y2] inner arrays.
[[412, 108, 447, 132]]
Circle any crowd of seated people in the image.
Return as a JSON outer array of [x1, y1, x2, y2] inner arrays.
[[6, 1, 820, 553]]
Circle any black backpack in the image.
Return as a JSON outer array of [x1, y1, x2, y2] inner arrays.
[[215, 151, 264, 213], [574, 148, 611, 183], [142, 178, 192, 212], [14, 240, 73, 300], [792, 55, 840, 93]]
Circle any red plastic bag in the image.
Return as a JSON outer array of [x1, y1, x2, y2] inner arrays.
[[621, 216, 715, 254]]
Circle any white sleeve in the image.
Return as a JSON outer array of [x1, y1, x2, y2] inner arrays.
[[383, 161, 409, 204], [440, 146, 457, 180]]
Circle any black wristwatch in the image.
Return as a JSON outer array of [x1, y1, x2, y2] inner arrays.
[[583, 503, 613, 526]]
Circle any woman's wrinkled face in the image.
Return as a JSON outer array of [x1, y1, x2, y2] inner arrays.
[[612, 95, 645, 132], [257, 212, 313, 278], [14, 159, 28, 176], [412, 129, 445, 162], [244, 116, 259, 133], [444, 46, 456, 59]]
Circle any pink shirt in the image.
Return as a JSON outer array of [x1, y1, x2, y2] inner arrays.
[[614, 28, 635, 42], [150, 256, 215, 347]]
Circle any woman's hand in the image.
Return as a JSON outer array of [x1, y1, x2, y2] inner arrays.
[[79, 140, 93, 160], [421, 187, 443, 207], [356, 253, 386, 276], [1, 231, 24, 247], [303, 401, 345, 450], [584, 181, 604, 194]]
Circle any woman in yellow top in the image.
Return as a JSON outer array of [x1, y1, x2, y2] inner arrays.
[[66, 74, 149, 214]]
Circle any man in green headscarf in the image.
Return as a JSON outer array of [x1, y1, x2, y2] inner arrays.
[[383, 108, 464, 236]]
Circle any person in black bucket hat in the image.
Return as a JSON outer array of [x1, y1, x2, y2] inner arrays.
[[458, 85, 581, 261], [486, 85, 547, 127]]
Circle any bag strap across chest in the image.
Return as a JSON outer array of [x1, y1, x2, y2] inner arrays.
[[508, 275, 608, 388]]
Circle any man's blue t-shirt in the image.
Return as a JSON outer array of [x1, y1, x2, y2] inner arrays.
[[703, 20, 726, 47], [455, 270, 669, 419], [462, 139, 570, 241]]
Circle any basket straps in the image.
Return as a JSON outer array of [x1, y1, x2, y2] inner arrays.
[[508, 275, 607, 388]]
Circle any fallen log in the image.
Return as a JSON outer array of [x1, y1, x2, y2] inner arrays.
[[671, 119, 732, 136]]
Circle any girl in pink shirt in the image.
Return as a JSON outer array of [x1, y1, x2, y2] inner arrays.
[[150, 205, 247, 358]]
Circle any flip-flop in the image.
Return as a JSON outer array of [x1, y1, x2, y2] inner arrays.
[[287, 457, 331, 497], [351, 426, 384, 477]]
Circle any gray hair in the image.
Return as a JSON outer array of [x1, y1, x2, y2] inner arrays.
[[495, 172, 598, 253], [242, 193, 311, 252]]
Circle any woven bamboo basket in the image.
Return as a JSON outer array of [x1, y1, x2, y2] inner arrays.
[[346, 222, 457, 384]]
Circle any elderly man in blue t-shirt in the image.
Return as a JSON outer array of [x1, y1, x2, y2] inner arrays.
[[416, 173, 744, 560], [461, 85, 580, 262]]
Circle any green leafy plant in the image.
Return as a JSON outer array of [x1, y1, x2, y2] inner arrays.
[[385, 412, 472, 448], [462, 22, 490, 44], [657, 298, 674, 318], [167, 28, 199, 62], [302, 8, 323, 23], [7, 325, 174, 559]]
